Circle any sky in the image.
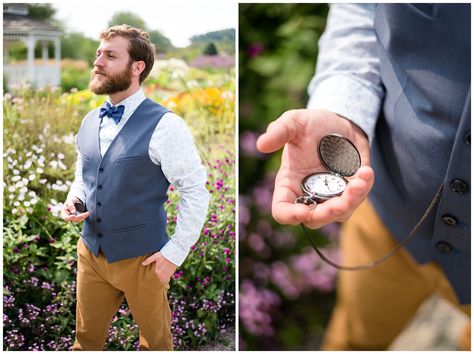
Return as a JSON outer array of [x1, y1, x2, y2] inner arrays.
[[53, 0, 236, 47]]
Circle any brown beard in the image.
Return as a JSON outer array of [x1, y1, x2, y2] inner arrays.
[[89, 64, 133, 95]]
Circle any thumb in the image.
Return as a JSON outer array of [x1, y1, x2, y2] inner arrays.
[[256, 110, 303, 153]]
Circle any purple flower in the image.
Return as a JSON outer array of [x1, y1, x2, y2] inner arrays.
[[247, 43, 264, 58]]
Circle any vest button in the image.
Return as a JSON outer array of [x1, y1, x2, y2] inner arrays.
[[442, 215, 457, 226], [436, 241, 453, 253], [97, 202, 102, 207], [97, 232, 103, 237], [450, 179, 468, 194], [98, 185, 103, 191], [97, 218, 102, 223], [99, 168, 104, 173]]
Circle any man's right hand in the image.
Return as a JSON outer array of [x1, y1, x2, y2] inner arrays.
[[256, 108, 375, 229], [61, 197, 90, 222]]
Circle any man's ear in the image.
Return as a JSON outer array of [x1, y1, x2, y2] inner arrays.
[[132, 61, 146, 78]]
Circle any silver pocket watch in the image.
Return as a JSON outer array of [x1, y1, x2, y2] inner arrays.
[[296, 134, 361, 206]]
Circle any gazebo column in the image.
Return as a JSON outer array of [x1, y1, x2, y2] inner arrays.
[[26, 35, 36, 85], [54, 37, 61, 86], [41, 41, 48, 62]]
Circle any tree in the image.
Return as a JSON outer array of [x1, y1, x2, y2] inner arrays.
[[61, 32, 99, 65], [203, 42, 219, 56], [148, 30, 174, 53], [27, 3, 56, 21], [190, 29, 235, 44], [108, 11, 147, 30]]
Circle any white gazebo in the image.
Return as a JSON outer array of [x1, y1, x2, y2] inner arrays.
[[3, 3, 62, 89]]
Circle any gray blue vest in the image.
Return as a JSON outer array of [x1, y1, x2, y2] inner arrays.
[[371, 4, 470, 303], [77, 98, 171, 262]]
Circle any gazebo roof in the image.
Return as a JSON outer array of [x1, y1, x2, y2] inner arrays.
[[3, 12, 62, 35]]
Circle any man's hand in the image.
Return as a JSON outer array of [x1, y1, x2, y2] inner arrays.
[[142, 252, 177, 284], [61, 197, 90, 222], [256, 109, 375, 229]]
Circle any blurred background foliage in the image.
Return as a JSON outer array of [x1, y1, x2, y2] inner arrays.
[[4, 4, 234, 92], [239, 3, 342, 351]]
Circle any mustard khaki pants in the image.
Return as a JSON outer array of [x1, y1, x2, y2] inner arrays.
[[322, 200, 470, 350], [72, 239, 173, 351]]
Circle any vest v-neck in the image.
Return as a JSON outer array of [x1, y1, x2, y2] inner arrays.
[[96, 98, 151, 162]]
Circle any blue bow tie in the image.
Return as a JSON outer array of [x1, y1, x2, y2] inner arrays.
[[99, 102, 125, 124]]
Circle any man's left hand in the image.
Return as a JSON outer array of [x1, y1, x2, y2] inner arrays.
[[142, 252, 177, 284]]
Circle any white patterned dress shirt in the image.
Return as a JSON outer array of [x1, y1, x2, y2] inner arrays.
[[68, 88, 210, 266]]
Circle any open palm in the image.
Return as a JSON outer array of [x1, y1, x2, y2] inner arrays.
[[257, 109, 375, 229]]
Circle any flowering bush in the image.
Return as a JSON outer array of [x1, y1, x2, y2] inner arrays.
[[4, 65, 235, 350]]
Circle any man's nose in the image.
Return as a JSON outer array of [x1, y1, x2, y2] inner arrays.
[[94, 54, 105, 67]]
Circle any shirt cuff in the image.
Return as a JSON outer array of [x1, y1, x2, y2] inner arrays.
[[66, 187, 85, 204], [160, 238, 190, 267], [307, 75, 382, 144]]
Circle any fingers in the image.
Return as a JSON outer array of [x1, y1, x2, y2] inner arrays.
[[142, 253, 160, 266], [256, 110, 306, 153], [303, 166, 374, 228], [63, 211, 90, 222], [61, 198, 90, 222], [271, 166, 375, 229], [61, 200, 76, 220]]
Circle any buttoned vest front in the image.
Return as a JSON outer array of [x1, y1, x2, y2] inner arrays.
[[77, 98, 171, 262], [371, 4, 470, 303]]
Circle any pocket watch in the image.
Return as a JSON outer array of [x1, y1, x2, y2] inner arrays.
[[296, 134, 361, 206]]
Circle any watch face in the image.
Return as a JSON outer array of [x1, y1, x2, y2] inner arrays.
[[302, 172, 347, 200]]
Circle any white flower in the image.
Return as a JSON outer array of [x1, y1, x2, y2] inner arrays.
[[62, 134, 75, 145], [24, 160, 32, 169], [12, 208, 17, 214], [11, 175, 21, 182], [28, 174, 36, 181], [36, 167, 44, 174], [24, 201, 31, 207], [39, 179, 47, 184], [15, 181, 24, 188], [8, 186, 15, 192], [30, 198, 38, 205], [58, 161, 67, 170], [27, 207, 33, 213], [9, 194, 15, 200], [12, 169, 20, 175], [28, 191, 36, 197], [49, 161, 58, 169], [58, 153, 65, 160], [19, 186, 28, 194], [18, 194, 25, 201], [13, 201, 20, 207]]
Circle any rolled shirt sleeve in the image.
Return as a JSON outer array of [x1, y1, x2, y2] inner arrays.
[[150, 113, 210, 266], [307, 3, 384, 143]]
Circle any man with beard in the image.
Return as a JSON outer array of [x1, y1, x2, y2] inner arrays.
[[61, 25, 209, 350]]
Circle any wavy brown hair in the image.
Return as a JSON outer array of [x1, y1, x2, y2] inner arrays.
[[100, 25, 155, 84]]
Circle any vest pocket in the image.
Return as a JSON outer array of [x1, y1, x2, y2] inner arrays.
[[112, 222, 148, 233], [113, 156, 146, 164]]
